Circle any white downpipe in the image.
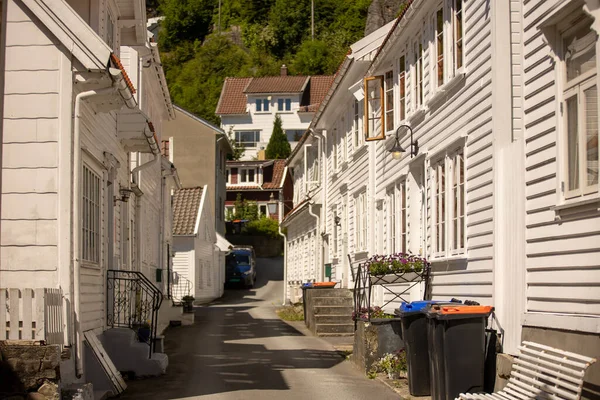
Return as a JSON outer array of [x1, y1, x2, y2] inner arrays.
[[307, 201, 321, 282], [308, 128, 326, 281], [278, 195, 288, 305], [73, 86, 116, 377]]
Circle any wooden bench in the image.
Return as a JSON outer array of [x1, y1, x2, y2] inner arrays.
[[457, 341, 596, 400]]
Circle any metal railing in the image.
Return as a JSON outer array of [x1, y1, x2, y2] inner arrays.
[[106, 270, 162, 358], [170, 272, 192, 305]]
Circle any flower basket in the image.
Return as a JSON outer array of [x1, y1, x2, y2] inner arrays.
[[364, 253, 428, 284]]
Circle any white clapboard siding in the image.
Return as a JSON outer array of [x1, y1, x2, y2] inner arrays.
[[522, 0, 600, 325]]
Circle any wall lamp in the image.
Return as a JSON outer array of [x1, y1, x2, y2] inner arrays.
[[114, 188, 134, 204], [334, 215, 341, 227], [389, 124, 419, 161]]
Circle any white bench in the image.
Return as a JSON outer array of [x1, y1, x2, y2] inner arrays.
[[457, 341, 596, 400]]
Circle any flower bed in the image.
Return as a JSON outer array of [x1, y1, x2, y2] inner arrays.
[[365, 253, 427, 275]]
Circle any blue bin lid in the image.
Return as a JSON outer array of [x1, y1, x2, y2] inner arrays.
[[398, 300, 457, 315]]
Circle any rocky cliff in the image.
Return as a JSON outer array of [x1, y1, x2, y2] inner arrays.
[[365, 0, 407, 36]]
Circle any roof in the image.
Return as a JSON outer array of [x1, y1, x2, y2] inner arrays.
[[244, 76, 309, 94], [298, 76, 336, 113], [226, 160, 287, 191], [216, 75, 334, 116], [111, 54, 136, 94], [172, 187, 204, 235], [215, 77, 252, 115]]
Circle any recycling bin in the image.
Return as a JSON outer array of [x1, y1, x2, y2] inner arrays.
[[395, 301, 457, 396], [426, 305, 493, 400]]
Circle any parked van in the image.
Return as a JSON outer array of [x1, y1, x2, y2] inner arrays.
[[225, 246, 257, 288]]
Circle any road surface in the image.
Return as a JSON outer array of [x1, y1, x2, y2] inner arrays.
[[121, 257, 398, 400]]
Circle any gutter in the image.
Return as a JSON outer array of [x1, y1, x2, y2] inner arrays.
[[279, 192, 288, 305]]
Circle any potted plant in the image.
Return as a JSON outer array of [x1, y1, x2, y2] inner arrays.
[[137, 320, 151, 343], [365, 253, 428, 284], [182, 295, 195, 313]]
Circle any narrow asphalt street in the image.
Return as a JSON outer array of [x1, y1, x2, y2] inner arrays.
[[121, 257, 398, 400]]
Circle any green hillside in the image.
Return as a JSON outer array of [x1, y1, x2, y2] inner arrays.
[[154, 0, 372, 126]]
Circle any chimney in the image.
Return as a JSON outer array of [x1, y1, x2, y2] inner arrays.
[[280, 64, 288, 76]]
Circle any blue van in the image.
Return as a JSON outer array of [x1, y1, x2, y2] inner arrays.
[[225, 246, 257, 288]]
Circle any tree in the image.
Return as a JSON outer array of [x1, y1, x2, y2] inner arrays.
[[265, 115, 291, 159], [159, 0, 218, 51], [227, 127, 245, 160], [229, 193, 258, 221]]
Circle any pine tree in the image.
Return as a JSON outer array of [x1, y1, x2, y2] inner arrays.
[[265, 115, 291, 159]]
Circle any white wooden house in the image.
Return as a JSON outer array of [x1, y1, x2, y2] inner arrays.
[[0, 0, 179, 391], [284, 0, 600, 391], [172, 186, 229, 304]]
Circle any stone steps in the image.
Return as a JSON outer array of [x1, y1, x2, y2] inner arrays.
[[312, 296, 354, 306], [315, 314, 354, 324], [313, 305, 354, 315], [315, 323, 355, 335]]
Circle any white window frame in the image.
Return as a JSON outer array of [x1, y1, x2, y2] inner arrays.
[[434, 6, 445, 88], [333, 206, 339, 259], [278, 98, 292, 112], [255, 98, 270, 113], [354, 191, 368, 252], [234, 130, 261, 148], [559, 17, 599, 200], [430, 148, 466, 259], [81, 162, 102, 265], [414, 37, 424, 109], [226, 168, 231, 184], [398, 55, 407, 123], [105, 1, 118, 54], [239, 168, 257, 184], [399, 180, 408, 254], [387, 187, 397, 254], [384, 70, 395, 133], [353, 99, 364, 150], [452, 0, 464, 75]]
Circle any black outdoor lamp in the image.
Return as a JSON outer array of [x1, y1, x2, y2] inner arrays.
[[267, 192, 278, 216], [334, 215, 341, 227], [389, 124, 419, 161]]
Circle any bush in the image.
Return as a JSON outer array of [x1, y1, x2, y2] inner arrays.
[[242, 217, 281, 238]]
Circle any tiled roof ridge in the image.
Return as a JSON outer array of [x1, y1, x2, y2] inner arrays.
[[110, 54, 136, 94]]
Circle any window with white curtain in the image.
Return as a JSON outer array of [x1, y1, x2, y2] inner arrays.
[[431, 149, 465, 258], [354, 191, 368, 252], [354, 99, 364, 149], [385, 70, 394, 132], [561, 15, 598, 199]]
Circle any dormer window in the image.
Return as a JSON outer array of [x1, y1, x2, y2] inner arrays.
[[256, 99, 270, 112], [278, 98, 292, 111], [240, 168, 257, 184]]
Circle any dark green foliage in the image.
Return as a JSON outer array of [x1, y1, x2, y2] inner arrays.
[[265, 116, 291, 159], [159, 0, 378, 124], [226, 193, 259, 221], [242, 217, 281, 238]]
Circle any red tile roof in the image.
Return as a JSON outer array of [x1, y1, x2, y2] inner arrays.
[[216, 76, 334, 116], [110, 54, 136, 94], [298, 75, 335, 112], [172, 187, 203, 235], [215, 77, 252, 115], [263, 160, 286, 189], [244, 76, 309, 94]]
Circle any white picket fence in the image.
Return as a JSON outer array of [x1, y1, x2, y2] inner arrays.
[[0, 288, 65, 345]]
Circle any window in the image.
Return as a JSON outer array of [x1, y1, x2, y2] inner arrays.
[[332, 128, 338, 170], [353, 99, 364, 149], [388, 187, 396, 253], [436, 8, 444, 87], [400, 180, 408, 253], [364, 76, 385, 141], [234, 131, 260, 147], [285, 129, 304, 142], [355, 191, 367, 251], [431, 150, 465, 257], [453, 0, 464, 72], [278, 98, 292, 111], [82, 164, 101, 264], [226, 169, 231, 184], [561, 17, 599, 198], [399, 56, 406, 121], [414, 38, 424, 108], [333, 207, 339, 258], [106, 7, 116, 51], [385, 71, 394, 132], [240, 168, 256, 183], [255, 98, 269, 112], [259, 204, 268, 216]]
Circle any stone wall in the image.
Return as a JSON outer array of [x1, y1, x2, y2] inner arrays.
[[0, 341, 61, 399], [225, 235, 283, 258], [352, 321, 404, 373]]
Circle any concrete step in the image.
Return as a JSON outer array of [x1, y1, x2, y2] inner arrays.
[[307, 288, 353, 298], [315, 314, 354, 324], [318, 332, 354, 337], [313, 305, 354, 315], [312, 297, 354, 306], [315, 323, 355, 335]]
